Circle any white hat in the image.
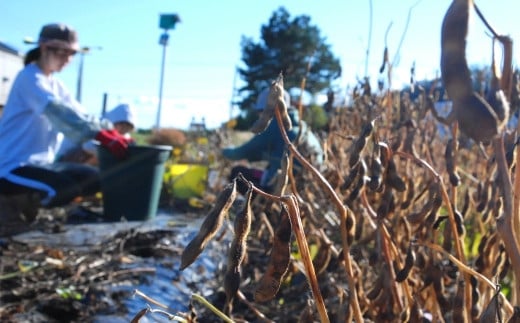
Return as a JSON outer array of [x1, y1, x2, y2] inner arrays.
[[105, 103, 135, 128], [254, 87, 291, 111]]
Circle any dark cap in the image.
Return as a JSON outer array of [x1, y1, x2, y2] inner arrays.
[[38, 23, 79, 51]]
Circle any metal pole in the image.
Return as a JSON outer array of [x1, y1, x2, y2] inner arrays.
[[76, 51, 84, 102], [75, 46, 102, 103], [229, 66, 238, 120], [156, 32, 169, 128], [101, 92, 108, 117]]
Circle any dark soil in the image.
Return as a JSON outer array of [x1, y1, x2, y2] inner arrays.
[[0, 204, 213, 323], [0, 197, 320, 323]]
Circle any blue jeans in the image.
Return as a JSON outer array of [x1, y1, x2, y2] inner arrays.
[[0, 162, 100, 207]]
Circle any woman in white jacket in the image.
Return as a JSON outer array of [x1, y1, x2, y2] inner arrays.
[[0, 23, 131, 220]]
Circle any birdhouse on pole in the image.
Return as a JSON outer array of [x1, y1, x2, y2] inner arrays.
[[159, 14, 181, 30]]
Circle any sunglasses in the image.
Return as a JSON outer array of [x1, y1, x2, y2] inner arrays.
[[45, 46, 77, 57]]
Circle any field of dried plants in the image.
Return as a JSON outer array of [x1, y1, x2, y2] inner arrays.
[[2, 1, 520, 322], [176, 81, 517, 323], [176, 1, 520, 321]]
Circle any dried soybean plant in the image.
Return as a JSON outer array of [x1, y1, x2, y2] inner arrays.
[[176, 2, 520, 322], [441, 0, 520, 313], [180, 76, 341, 323], [440, 0, 508, 143]]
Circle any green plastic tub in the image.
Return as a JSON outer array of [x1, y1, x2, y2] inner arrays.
[[97, 144, 172, 221]]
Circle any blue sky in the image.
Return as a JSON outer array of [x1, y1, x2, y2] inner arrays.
[[1, 1, 518, 130]]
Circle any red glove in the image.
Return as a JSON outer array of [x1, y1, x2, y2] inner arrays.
[[95, 129, 130, 159]]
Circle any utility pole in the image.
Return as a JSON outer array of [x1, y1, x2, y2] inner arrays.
[[76, 46, 102, 102], [229, 66, 238, 121], [155, 13, 180, 128]]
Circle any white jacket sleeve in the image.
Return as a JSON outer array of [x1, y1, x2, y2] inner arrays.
[[43, 99, 113, 143]]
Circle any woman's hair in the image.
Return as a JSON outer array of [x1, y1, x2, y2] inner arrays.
[[24, 47, 41, 66]]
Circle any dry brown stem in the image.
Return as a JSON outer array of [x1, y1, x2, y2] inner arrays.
[[274, 107, 363, 323], [248, 185, 329, 322], [425, 242, 513, 317], [395, 150, 472, 318], [281, 195, 329, 323], [493, 136, 520, 301]]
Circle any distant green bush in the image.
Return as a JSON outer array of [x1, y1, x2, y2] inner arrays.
[[303, 105, 328, 131]]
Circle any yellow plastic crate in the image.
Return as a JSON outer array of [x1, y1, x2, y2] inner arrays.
[[163, 163, 208, 199]]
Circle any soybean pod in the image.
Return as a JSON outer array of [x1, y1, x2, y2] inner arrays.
[[254, 205, 292, 302], [441, 0, 504, 142], [395, 243, 416, 283], [180, 179, 237, 270], [386, 157, 406, 192], [445, 138, 461, 186], [224, 186, 253, 313]]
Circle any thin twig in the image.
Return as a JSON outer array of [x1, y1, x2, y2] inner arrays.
[[364, 0, 373, 78], [395, 150, 472, 318], [148, 305, 187, 322], [394, 151, 465, 260], [391, 0, 423, 67], [236, 291, 275, 323], [192, 293, 234, 323], [133, 289, 169, 310], [473, 3, 500, 38], [425, 242, 513, 316], [281, 195, 329, 323], [297, 51, 316, 123]]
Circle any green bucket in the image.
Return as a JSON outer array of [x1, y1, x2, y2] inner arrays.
[[97, 144, 172, 221]]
